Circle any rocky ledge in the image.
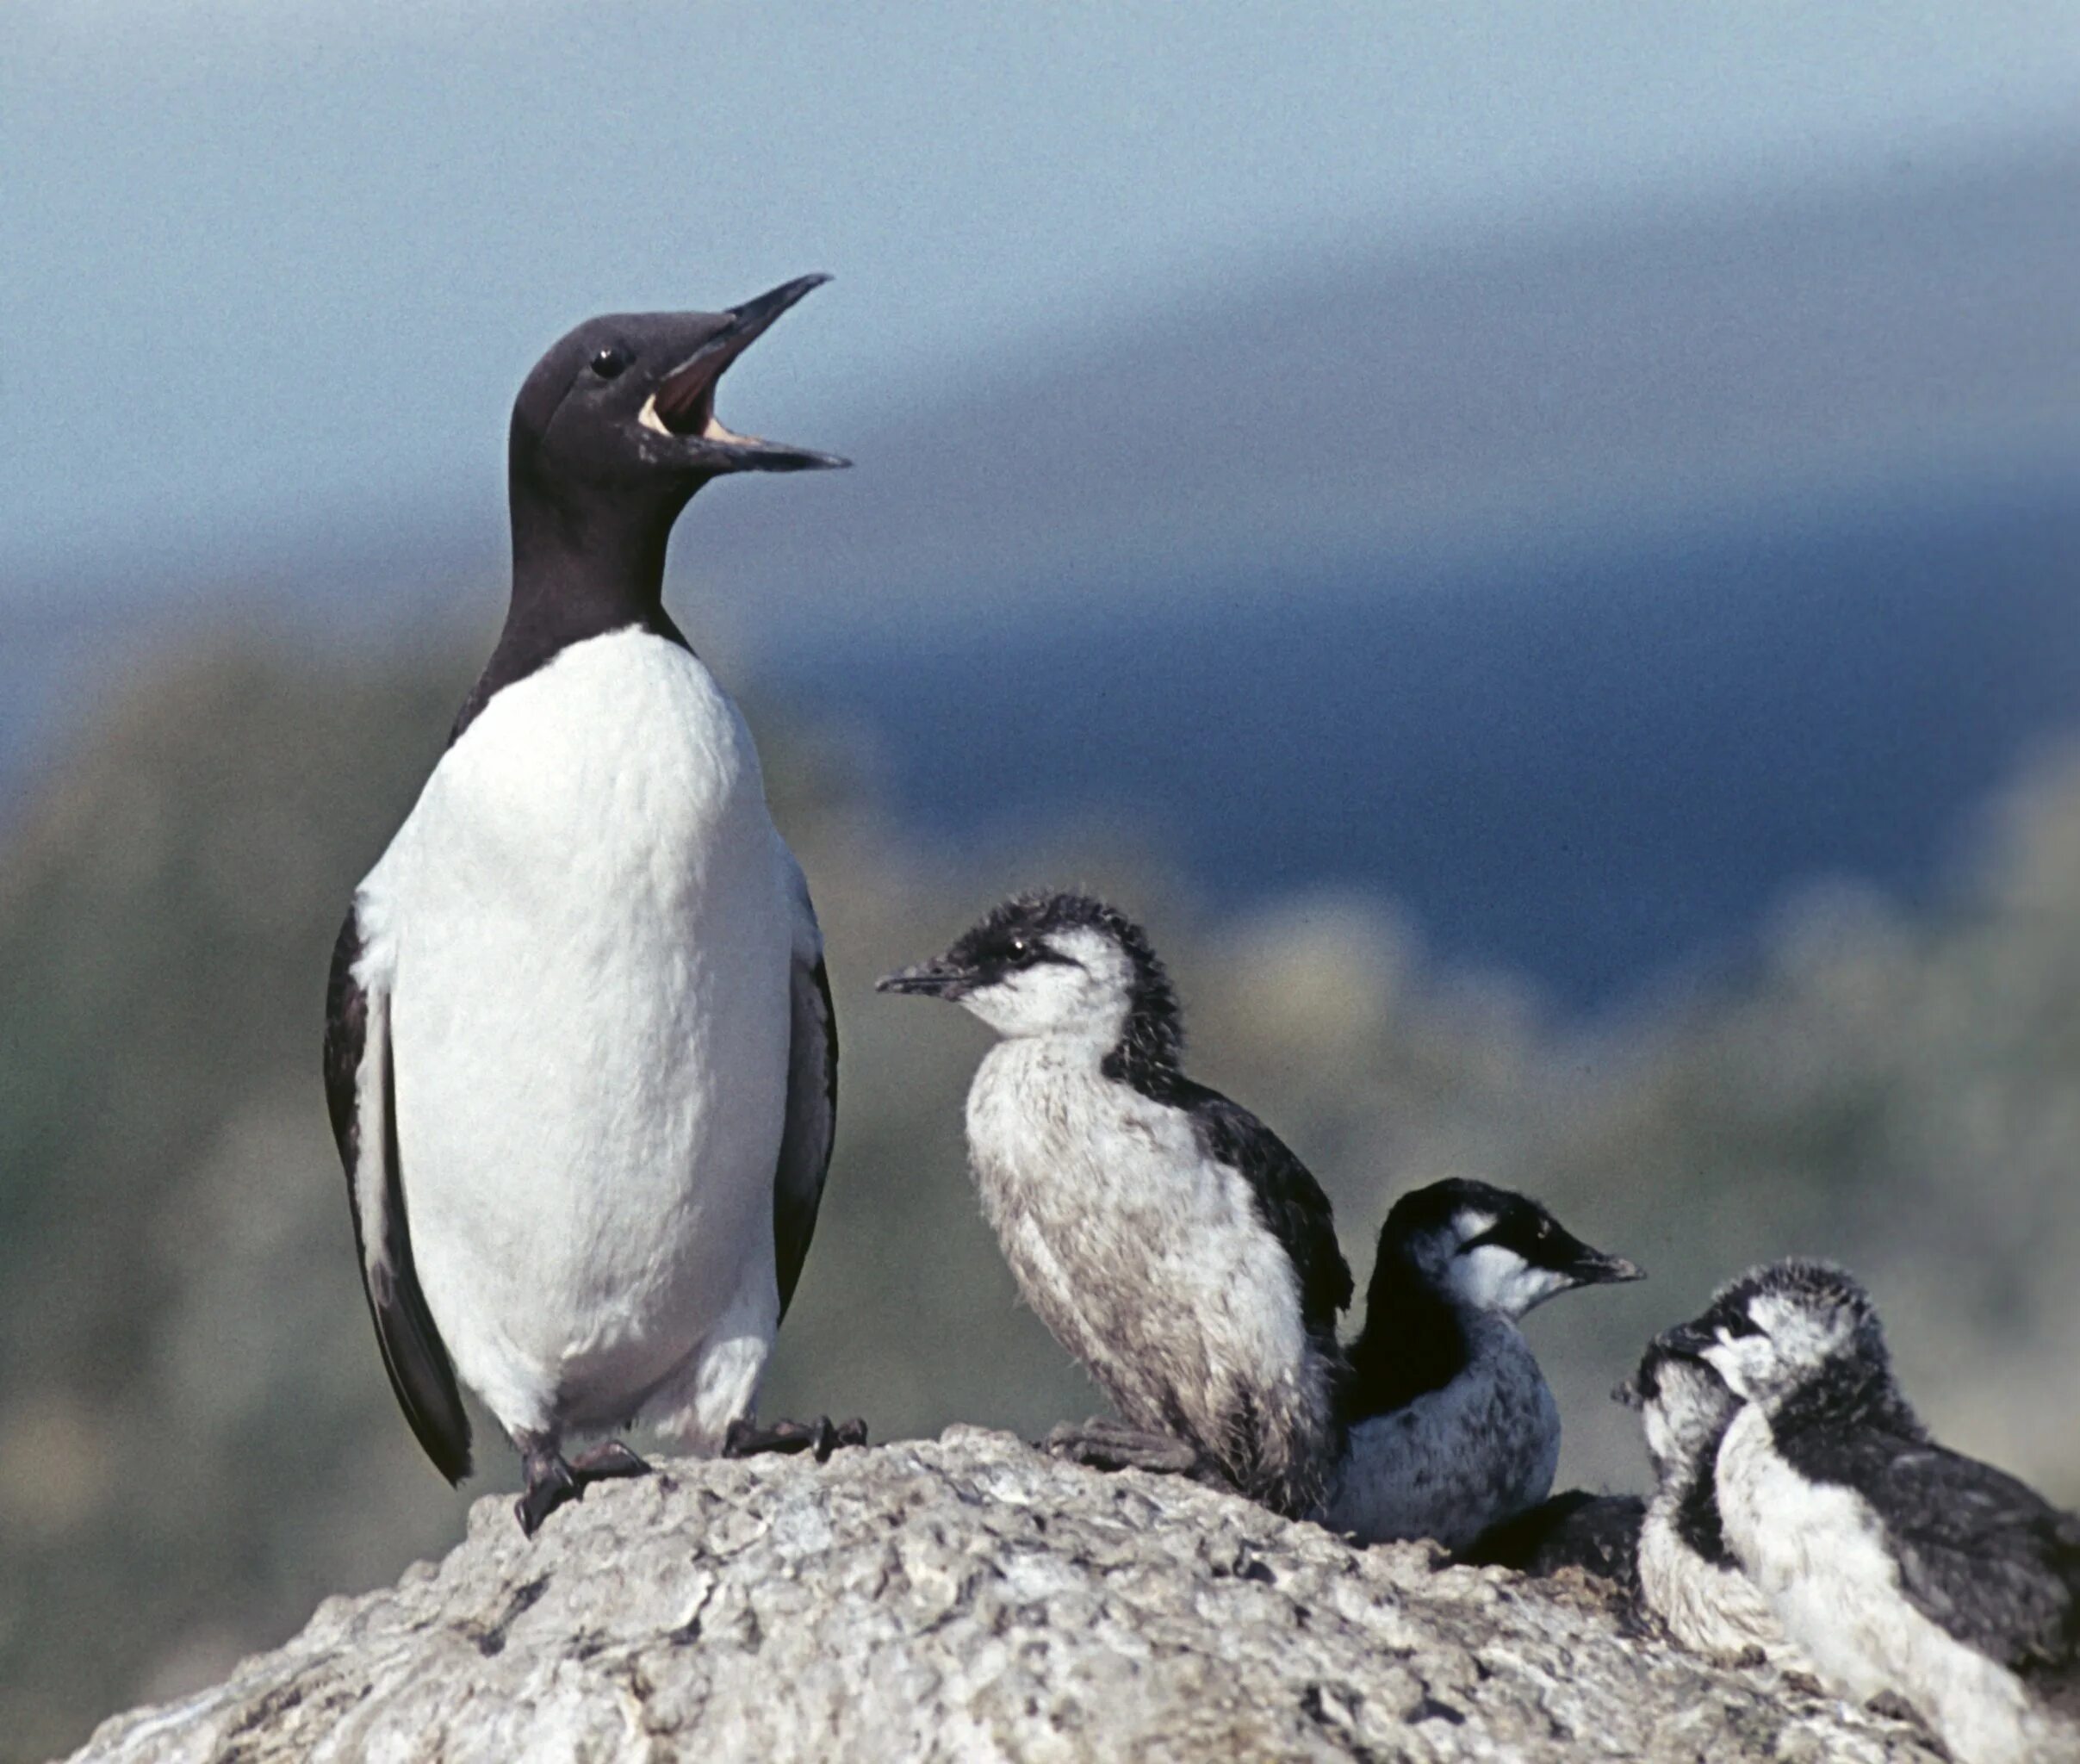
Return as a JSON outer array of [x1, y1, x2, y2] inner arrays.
[[69, 1426, 1941, 1763]]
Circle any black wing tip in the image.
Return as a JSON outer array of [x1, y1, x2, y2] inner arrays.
[[369, 1304, 475, 1484], [774, 945, 841, 1326], [432, 1436, 475, 1487], [402, 1389, 474, 1486]]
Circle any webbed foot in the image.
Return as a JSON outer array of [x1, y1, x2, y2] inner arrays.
[[723, 1415, 870, 1463], [570, 1439, 653, 1481], [514, 1439, 581, 1537], [512, 1437, 655, 1535], [1040, 1416, 1206, 1478]]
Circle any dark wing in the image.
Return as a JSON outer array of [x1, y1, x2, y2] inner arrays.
[[1167, 1078, 1353, 1342], [1458, 1490, 1645, 1585], [773, 852, 838, 1323], [1786, 1422, 2080, 1681], [323, 906, 472, 1484]]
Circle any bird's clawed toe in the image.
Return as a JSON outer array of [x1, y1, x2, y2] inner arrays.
[[723, 1414, 870, 1462], [512, 1438, 655, 1535], [514, 1447, 581, 1537], [570, 1439, 653, 1482], [1040, 1417, 1205, 1478]]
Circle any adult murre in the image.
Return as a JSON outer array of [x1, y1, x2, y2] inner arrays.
[[877, 891, 1353, 1517], [1618, 1335, 1797, 1664], [1326, 1178, 1641, 1552], [323, 276, 860, 1535], [1667, 1259, 2080, 1764]]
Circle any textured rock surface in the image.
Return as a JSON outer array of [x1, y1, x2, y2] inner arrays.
[[69, 1428, 1942, 1763]]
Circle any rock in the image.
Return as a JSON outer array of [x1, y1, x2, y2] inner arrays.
[[68, 1427, 1940, 1763]]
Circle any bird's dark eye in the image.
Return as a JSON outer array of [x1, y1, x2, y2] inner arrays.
[[590, 345, 630, 381], [1008, 936, 1031, 960], [1722, 1313, 1763, 1339]]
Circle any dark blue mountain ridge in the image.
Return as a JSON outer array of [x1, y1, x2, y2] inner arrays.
[[711, 147, 2080, 639], [772, 469, 2080, 1011]]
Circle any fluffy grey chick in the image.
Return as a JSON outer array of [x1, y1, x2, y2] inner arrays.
[[1668, 1259, 2080, 1764], [1620, 1336, 1803, 1665], [1326, 1179, 1641, 1552], [878, 891, 1352, 1516]]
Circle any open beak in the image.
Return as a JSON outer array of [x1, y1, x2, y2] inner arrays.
[[642, 274, 851, 473], [875, 957, 975, 1000]]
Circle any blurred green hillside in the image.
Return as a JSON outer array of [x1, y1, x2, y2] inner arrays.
[[2, 638, 2076, 1761]]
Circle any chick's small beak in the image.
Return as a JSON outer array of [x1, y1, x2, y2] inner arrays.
[[875, 958, 973, 1000], [1657, 1321, 1717, 1357]]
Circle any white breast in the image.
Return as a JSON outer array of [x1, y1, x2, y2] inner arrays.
[[1637, 1496, 1799, 1664], [1326, 1319, 1559, 1552], [1715, 1407, 2055, 1764], [364, 630, 794, 1439], [964, 1040, 1326, 1495]]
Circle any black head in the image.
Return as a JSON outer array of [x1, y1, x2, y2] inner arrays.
[[1659, 1258, 1889, 1409], [508, 276, 847, 550], [1369, 1177, 1643, 1321], [877, 891, 1182, 1063]]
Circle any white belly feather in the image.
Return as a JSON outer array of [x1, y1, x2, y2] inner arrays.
[[364, 631, 792, 1442], [1326, 1320, 1559, 1552], [1715, 1407, 2063, 1764], [1637, 1498, 1800, 1664], [965, 1039, 1324, 1494]]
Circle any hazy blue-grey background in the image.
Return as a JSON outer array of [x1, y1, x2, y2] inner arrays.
[[3, 4, 2078, 1756]]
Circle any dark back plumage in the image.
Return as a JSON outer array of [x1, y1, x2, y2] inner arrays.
[[1459, 1489, 1646, 1587]]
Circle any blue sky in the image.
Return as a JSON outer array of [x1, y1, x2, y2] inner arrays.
[[3, 2, 2076, 597]]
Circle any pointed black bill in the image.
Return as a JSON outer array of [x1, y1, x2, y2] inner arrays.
[[1567, 1246, 1645, 1288], [647, 274, 849, 473], [875, 958, 974, 999]]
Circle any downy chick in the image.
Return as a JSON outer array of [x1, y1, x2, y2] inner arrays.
[[879, 891, 1351, 1516], [1670, 1260, 2080, 1764]]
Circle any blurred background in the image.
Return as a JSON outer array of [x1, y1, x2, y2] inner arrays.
[[3, 3, 2078, 1755]]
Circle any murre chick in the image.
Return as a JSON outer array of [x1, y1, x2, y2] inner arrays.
[[877, 891, 1353, 1517], [1327, 1178, 1641, 1552], [324, 276, 860, 1536], [1669, 1259, 2080, 1764], [1618, 1336, 1798, 1664]]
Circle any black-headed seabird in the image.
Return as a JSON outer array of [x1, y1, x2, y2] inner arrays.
[[1326, 1178, 1641, 1552], [877, 891, 1353, 1517], [1668, 1259, 2080, 1764], [1617, 1336, 1797, 1663], [323, 276, 861, 1535]]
